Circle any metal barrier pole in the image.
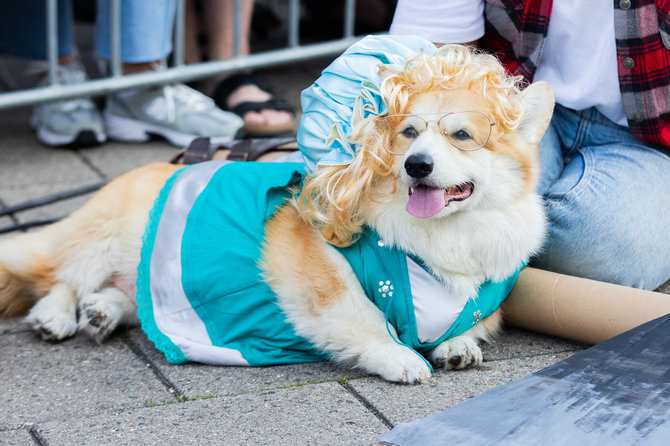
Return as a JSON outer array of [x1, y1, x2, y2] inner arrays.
[[288, 0, 300, 47], [344, 0, 356, 38], [0, 37, 364, 110], [173, 0, 185, 67], [46, 0, 59, 85], [110, 0, 122, 77], [0, 0, 379, 112]]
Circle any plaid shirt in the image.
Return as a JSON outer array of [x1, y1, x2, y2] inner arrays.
[[480, 0, 670, 149]]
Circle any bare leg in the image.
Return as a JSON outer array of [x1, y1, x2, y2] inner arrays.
[[204, 0, 252, 60], [199, 0, 293, 129], [184, 0, 202, 65]]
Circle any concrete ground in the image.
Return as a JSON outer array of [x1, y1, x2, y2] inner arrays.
[[1, 55, 668, 445]]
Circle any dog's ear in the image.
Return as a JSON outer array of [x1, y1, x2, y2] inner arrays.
[[517, 81, 555, 146]]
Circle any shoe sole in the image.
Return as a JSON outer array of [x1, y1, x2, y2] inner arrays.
[[70, 130, 105, 148], [35, 125, 106, 148], [105, 111, 243, 147]]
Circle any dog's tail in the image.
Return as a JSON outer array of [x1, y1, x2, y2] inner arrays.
[[0, 233, 56, 317]]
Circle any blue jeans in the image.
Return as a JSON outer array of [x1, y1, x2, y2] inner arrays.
[[96, 0, 176, 63], [535, 104, 670, 290], [0, 0, 175, 62]]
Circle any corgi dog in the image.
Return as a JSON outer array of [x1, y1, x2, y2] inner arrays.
[[0, 44, 553, 383]]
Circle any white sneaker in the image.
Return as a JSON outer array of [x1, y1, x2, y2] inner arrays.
[[104, 84, 245, 147], [30, 60, 106, 147]]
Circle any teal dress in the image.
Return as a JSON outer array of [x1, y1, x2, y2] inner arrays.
[[136, 161, 520, 366]]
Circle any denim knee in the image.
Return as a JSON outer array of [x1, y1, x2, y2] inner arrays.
[[534, 145, 670, 290]]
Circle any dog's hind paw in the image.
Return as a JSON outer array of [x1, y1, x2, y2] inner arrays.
[[24, 299, 78, 341], [430, 335, 483, 370], [361, 343, 432, 384], [78, 294, 124, 344]]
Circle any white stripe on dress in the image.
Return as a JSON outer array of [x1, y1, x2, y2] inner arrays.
[[149, 161, 249, 365]]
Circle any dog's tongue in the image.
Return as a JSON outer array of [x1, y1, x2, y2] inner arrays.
[[406, 186, 446, 218]]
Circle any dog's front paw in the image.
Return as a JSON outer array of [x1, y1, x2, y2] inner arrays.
[[24, 298, 78, 341], [360, 343, 432, 384], [430, 335, 482, 370], [78, 294, 124, 344]]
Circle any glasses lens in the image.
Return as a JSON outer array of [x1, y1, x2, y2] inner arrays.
[[382, 114, 428, 134], [439, 112, 492, 151]]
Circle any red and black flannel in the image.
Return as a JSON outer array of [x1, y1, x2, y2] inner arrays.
[[480, 0, 670, 149]]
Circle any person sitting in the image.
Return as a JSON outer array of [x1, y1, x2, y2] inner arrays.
[[389, 0, 670, 291]]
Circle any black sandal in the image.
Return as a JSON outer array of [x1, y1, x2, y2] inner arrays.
[[212, 73, 296, 137]]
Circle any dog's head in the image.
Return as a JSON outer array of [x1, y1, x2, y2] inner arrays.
[[299, 44, 554, 247]]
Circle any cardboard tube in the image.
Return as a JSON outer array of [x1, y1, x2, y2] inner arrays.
[[501, 267, 670, 345]]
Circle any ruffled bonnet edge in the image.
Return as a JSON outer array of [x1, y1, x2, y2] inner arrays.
[[296, 35, 437, 171]]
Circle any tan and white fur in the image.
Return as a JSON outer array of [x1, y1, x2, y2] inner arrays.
[[0, 46, 553, 383]]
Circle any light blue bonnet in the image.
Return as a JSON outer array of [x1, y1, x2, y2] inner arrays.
[[296, 35, 437, 171]]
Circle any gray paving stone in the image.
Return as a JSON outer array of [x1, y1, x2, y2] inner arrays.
[[35, 382, 388, 445], [0, 135, 99, 197], [127, 328, 365, 399], [0, 316, 29, 335], [0, 216, 16, 240], [79, 140, 179, 180], [348, 352, 578, 426], [125, 325, 585, 402], [0, 144, 100, 224], [10, 194, 93, 227], [481, 325, 588, 361], [0, 427, 36, 445], [0, 105, 102, 223], [0, 331, 171, 429]]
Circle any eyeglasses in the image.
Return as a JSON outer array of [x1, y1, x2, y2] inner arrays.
[[381, 111, 495, 151]]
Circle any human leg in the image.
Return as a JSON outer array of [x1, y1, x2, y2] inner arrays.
[[203, 0, 253, 60], [96, 0, 244, 145], [534, 108, 670, 290], [184, 0, 202, 65], [191, 0, 295, 135], [213, 73, 296, 136]]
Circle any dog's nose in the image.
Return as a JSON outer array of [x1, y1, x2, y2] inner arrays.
[[405, 153, 434, 178]]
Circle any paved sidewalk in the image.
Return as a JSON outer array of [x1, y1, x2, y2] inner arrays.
[[0, 60, 667, 445]]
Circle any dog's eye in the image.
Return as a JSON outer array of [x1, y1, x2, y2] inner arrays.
[[450, 129, 473, 140], [401, 126, 419, 139]]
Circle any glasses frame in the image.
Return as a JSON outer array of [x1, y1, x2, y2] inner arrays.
[[382, 111, 496, 152]]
